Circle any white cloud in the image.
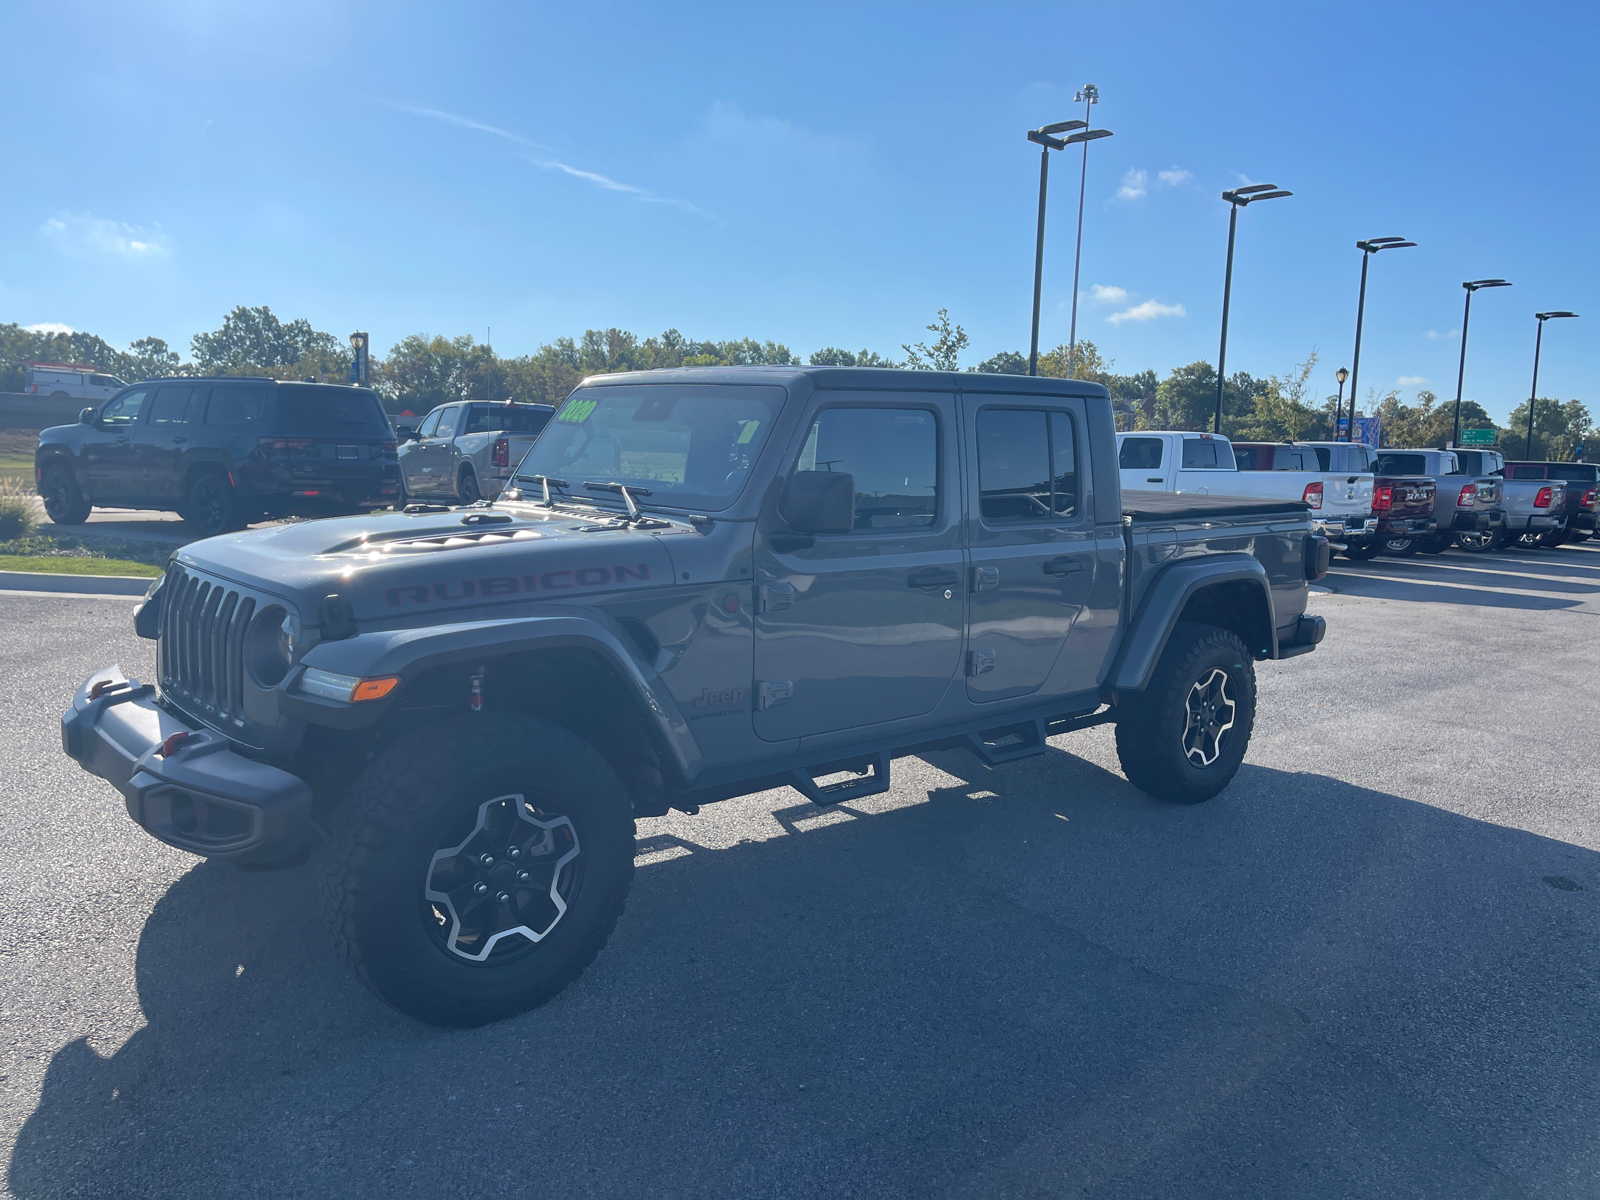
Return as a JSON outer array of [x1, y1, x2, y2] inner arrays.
[[1108, 299, 1187, 325], [1158, 166, 1192, 186], [24, 322, 74, 335], [1088, 284, 1128, 306], [393, 100, 706, 215], [1116, 168, 1148, 201], [1426, 328, 1461, 340], [1397, 375, 1428, 386], [40, 214, 166, 258]]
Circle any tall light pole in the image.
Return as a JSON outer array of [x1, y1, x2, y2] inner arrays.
[[1066, 85, 1113, 378], [1345, 237, 1416, 441], [1026, 119, 1112, 377], [1450, 279, 1512, 446], [1526, 311, 1579, 457], [1334, 366, 1349, 438], [1214, 184, 1292, 433]]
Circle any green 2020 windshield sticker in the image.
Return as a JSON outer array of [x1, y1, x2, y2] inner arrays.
[[558, 398, 599, 424]]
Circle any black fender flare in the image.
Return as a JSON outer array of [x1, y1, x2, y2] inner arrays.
[[1108, 553, 1277, 693], [290, 610, 704, 782]]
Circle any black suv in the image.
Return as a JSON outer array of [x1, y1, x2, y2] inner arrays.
[[35, 378, 400, 536]]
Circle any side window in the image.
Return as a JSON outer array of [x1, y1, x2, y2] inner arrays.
[[1233, 446, 1261, 471], [435, 407, 462, 439], [91, 374, 120, 388], [463, 405, 492, 434], [1181, 438, 1219, 469], [98, 389, 147, 427], [1273, 449, 1309, 471], [146, 385, 200, 426], [205, 386, 267, 426], [796, 407, 938, 530], [416, 410, 443, 438], [976, 408, 1078, 524], [1118, 436, 1163, 470], [1310, 446, 1333, 471]]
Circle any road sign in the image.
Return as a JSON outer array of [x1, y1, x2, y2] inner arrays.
[[1459, 427, 1496, 446]]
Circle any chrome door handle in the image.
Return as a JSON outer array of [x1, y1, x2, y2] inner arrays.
[[1042, 556, 1087, 576]]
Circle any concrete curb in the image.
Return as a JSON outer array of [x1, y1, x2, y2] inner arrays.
[[0, 570, 155, 595]]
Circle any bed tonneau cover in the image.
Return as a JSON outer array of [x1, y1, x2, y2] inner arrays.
[[1121, 490, 1311, 521]]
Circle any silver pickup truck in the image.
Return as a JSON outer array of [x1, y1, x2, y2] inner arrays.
[[396, 400, 555, 505], [1370, 449, 1504, 554]]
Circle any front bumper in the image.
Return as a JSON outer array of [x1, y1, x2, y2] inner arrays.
[[1450, 507, 1506, 532], [61, 666, 313, 860]]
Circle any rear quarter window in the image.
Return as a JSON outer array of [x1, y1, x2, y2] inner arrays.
[[274, 385, 389, 436], [205, 386, 268, 426]]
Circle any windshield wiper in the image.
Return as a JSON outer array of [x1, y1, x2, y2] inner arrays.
[[583, 481, 653, 521], [516, 474, 570, 507]]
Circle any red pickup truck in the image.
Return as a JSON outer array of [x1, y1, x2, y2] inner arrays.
[[1345, 471, 1436, 559]]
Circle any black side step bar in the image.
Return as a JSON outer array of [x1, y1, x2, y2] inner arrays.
[[965, 719, 1048, 765], [790, 752, 891, 806]]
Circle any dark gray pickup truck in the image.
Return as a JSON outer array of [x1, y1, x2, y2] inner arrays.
[[61, 367, 1327, 1026]]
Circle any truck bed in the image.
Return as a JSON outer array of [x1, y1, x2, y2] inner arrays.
[[1121, 489, 1312, 521]]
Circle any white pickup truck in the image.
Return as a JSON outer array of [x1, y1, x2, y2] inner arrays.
[[1116, 431, 1377, 551]]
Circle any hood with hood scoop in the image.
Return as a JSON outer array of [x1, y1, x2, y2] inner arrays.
[[173, 502, 686, 625]]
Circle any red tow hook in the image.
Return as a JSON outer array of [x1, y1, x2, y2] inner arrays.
[[158, 731, 192, 757]]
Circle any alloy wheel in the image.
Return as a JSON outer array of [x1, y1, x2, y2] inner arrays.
[[1182, 668, 1236, 768]]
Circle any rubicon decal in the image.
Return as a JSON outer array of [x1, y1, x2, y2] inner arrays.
[[384, 563, 651, 607]]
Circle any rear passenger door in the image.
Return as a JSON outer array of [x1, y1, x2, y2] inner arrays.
[[964, 399, 1098, 702], [752, 392, 965, 742], [1119, 435, 1169, 491], [134, 383, 204, 499]]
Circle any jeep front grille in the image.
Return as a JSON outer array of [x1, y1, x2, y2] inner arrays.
[[158, 566, 256, 726]]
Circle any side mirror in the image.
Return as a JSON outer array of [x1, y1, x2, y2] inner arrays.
[[781, 470, 856, 534], [395, 427, 417, 443], [79, 407, 95, 425]]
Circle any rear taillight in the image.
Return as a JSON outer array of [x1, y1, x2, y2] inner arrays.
[[381, 440, 396, 455], [1372, 485, 1392, 511], [491, 437, 509, 468], [1301, 481, 1323, 509], [1458, 484, 1475, 507], [1584, 488, 1597, 508], [1535, 486, 1554, 508]]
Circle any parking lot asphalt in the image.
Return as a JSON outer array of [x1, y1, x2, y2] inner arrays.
[[3, 542, 1599, 1198]]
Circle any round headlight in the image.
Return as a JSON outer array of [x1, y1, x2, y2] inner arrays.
[[246, 606, 295, 687]]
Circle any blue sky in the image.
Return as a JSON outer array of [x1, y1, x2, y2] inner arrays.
[[2, 0, 1594, 423]]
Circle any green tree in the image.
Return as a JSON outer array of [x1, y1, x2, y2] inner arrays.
[[1500, 398, 1595, 461], [902, 309, 969, 371], [809, 347, 899, 367], [972, 350, 1028, 375], [122, 337, 183, 381], [190, 306, 347, 377]]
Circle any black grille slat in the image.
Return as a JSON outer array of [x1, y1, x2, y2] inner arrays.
[[157, 565, 261, 730]]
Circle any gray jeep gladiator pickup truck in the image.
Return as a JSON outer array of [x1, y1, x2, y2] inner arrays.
[[61, 367, 1328, 1027]]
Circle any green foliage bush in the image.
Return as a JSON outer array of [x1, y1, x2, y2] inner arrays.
[[0, 496, 39, 540]]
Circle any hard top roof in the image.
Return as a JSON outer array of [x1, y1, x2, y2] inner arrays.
[[577, 364, 1110, 398]]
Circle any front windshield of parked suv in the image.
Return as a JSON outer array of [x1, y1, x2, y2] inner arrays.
[[515, 383, 784, 511]]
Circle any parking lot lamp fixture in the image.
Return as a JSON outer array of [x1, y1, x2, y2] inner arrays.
[[1526, 311, 1579, 456], [1345, 237, 1416, 441], [1066, 85, 1114, 378], [1026, 119, 1085, 376], [1335, 366, 1349, 438], [1450, 280, 1512, 445], [1214, 184, 1292, 433]]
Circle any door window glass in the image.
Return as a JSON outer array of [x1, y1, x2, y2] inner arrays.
[[1233, 446, 1263, 471], [797, 407, 938, 530], [1119, 437, 1163, 469], [98, 390, 147, 427], [416, 410, 442, 438], [434, 407, 461, 438], [1272, 449, 1311, 470], [205, 387, 267, 425], [1181, 438, 1234, 468], [147, 385, 201, 426], [977, 408, 1078, 523]]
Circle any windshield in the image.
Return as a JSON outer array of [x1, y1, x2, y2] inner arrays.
[[515, 383, 784, 511]]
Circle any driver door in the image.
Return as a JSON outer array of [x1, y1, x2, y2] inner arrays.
[[399, 408, 447, 494], [80, 388, 149, 500]]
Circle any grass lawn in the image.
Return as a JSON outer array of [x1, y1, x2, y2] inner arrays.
[[0, 554, 161, 577]]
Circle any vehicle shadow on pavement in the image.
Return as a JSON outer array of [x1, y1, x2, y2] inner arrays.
[[10, 749, 1600, 1197], [1324, 565, 1588, 610]]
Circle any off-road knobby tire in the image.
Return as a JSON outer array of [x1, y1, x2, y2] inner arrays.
[[1342, 541, 1382, 561], [1420, 533, 1452, 554], [322, 711, 636, 1027], [40, 463, 91, 524], [1114, 623, 1256, 805]]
